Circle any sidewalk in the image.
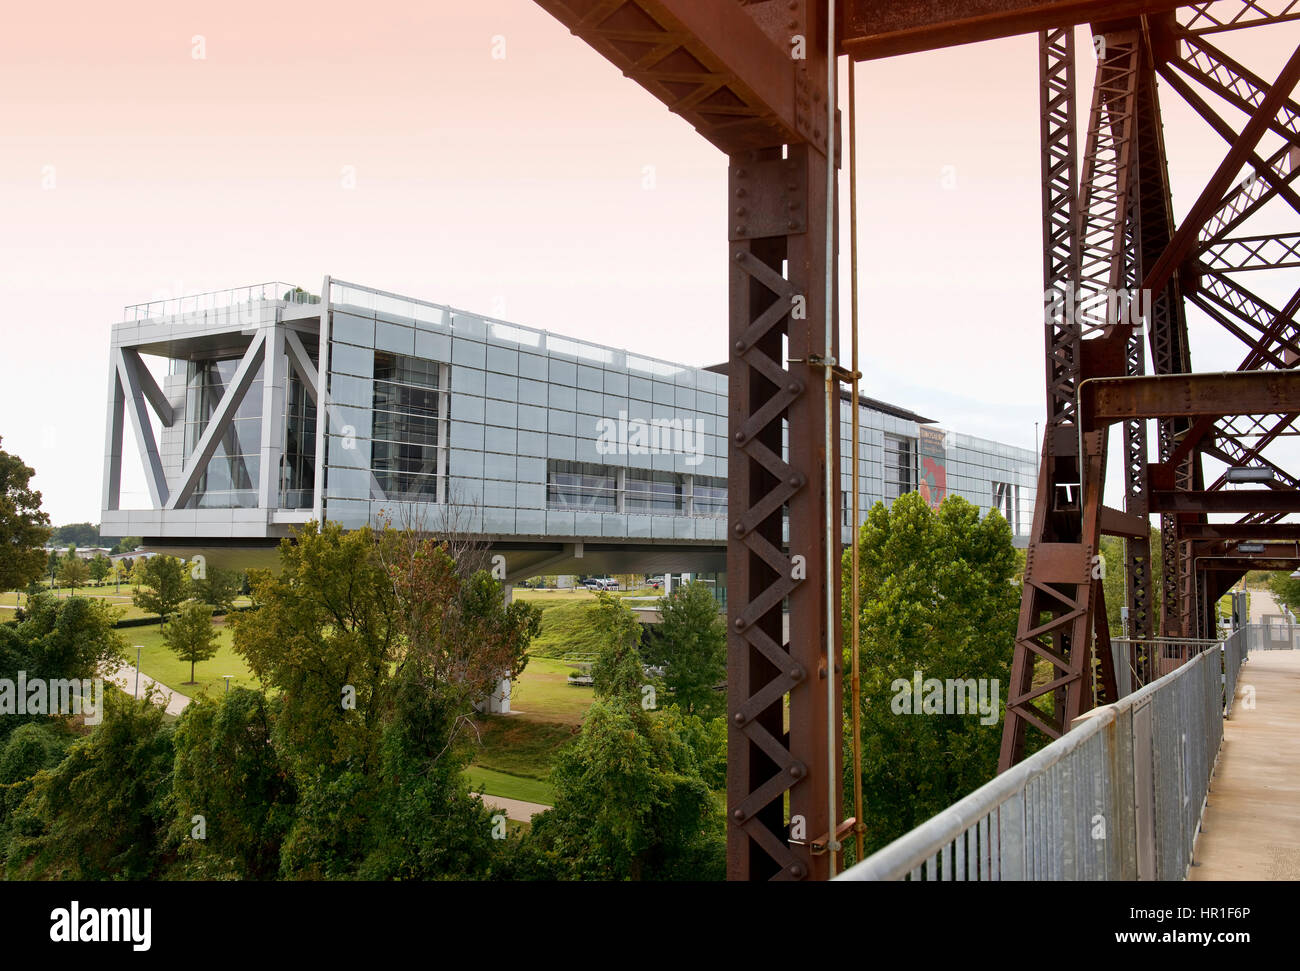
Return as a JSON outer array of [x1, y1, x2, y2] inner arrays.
[[479, 795, 551, 822], [101, 659, 192, 716]]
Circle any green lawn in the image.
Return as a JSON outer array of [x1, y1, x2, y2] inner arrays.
[[2, 586, 154, 621], [464, 766, 555, 805], [2, 587, 252, 625], [119, 621, 259, 699], [512, 657, 597, 722]]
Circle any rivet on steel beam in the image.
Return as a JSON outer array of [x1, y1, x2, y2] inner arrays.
[[735, 252, 746, 262], [787, 221, 797, 230], [789, 665, 804, 681], [787, 382, 800, 394], [734, 617, 746, 631], [738, 226, 748, 234], [733, 711, 745, 726], [791, 863, 806, 879], [736, 168, 746, 178], [733, 522, 745, 536], [736, 207, 746, 217], [736, 188, 747, 198], [732, 808, 745, 822], [790, 474, 803, 487], [734, 431, 746, 443], [789, 764, 803, 779], [734, 339, 745, 351]]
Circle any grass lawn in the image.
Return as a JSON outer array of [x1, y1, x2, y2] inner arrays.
[[2, 587, 252, 625], [470, 715, 577, 775], [2, 586, 154, 621], [464, 766, 555, 805], [512, 657, 597, 722], [119, 619, 259, 699]]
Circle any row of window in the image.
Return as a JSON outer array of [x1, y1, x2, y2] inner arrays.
[[546, 461, 728, 516]]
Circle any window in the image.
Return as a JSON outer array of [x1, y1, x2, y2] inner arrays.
[[183, 357, 264, 509], [626, 471, 683, 513], [371, 352, 448, 501], [692, 476, 727, 517], [992, 481, 1018, 532], [884, 434, 917, 502], [548, 461, 617, 510], [280, 359, 318, 510]]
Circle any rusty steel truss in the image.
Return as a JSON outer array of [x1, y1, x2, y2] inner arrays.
[[530, 0, 1300, 875]]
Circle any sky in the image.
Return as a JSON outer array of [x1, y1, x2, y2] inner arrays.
[[0, 1, 1295, 526]]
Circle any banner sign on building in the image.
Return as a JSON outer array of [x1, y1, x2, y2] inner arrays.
[[919, 426, 947, 511]]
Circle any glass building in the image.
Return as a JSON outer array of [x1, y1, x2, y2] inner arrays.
[[101, 278, 1037, 579]]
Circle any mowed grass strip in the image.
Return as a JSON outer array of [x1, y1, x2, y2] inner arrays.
[[511, 657, 596, 723], [2, 587, 154, 621], [469, 715, 577, 780], [464, 766, 555, 806], [119, 619, 259, 699]]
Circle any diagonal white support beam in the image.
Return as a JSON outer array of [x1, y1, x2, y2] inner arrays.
[[116, 347, 170, 507], [166, 331, 267, 510], [122, 347, 175, 427], [101, 356, 125, 512], [285, 329, 320, 404]]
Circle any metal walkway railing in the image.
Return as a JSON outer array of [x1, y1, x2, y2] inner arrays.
[[837, 625, 1269, 882]]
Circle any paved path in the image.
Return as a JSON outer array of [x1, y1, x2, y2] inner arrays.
[[101, 660, 192, 716], [479, 795, 551, 822], [1191, 651, 1300, 880]]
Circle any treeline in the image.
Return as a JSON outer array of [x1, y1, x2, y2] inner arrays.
[[0, 523, 729, 881]]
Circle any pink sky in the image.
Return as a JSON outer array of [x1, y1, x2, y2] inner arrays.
[[1, 1, 1295, 524]]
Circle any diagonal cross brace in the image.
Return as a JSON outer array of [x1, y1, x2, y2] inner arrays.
[[166, 330, 267, 510], [115, 346, 171, 508]]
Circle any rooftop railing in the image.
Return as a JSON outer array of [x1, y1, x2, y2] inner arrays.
[[123, 282, 319, 322]]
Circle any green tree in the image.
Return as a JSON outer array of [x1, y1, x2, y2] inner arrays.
[[112, 536, 142, 555], [0, 593, 123, 744], [589, 592, 646, 700], [1099, 527, 1163, 637], [189, 566, 241, 614], [513, 592, 724, 880], [133, 555, 187, 629], [231, 522, 540, 879], [49, 523, 99, 548], [1268, 571, 1300, 614], [5, 692, 174, 879], [0, 438, 52, 593], [45, 549, 60, 589], [170, 689, 295, 879], [56, 555, 89, 591], [163, 601, 219, 684], [647, 580, 726, 716], [88, 553, 111, 587], [842, 492, 1019, 861], [130, 558, 147, 591]]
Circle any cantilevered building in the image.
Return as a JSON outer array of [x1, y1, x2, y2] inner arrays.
[[102, 278, 1036, 577]]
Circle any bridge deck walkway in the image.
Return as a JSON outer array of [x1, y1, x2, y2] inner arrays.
[[1190, 651, 1300, 880]]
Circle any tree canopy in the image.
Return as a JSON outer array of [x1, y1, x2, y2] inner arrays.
[[0, 438, 52, 593], [842, 492, 1019, 861]]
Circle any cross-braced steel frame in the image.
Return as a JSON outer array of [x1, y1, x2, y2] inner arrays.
[[531, 0, 1300, 873]]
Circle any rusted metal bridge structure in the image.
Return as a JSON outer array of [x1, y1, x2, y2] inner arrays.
[[530, 0, 1300, 880]]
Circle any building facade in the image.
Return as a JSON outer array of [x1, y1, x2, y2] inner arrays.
[[101, 278, 1036, 578]]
